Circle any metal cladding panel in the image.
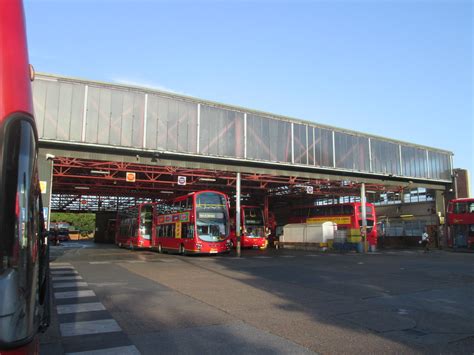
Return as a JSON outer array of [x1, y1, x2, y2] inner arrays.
[[120, 92, 135, 147], [428, 151, 450, 180], [335, 132, 370, 172], [199, 105, 244, 157], [272, 120, 292, 163], [371, 139, 401, 175], [32, 79, 47, 138], [247, 114, 291, 163], [401, 145, 428, 178], [314, 127, 333, 167], [146, 94, 197, 153], [43, 80, 60, 139], [85, 86, 100, 143], [68, 83, 85, 141], [308, 127, 315, 165], [109, 90, 125, 146], [97, 88, 112, 145], [293, 123, 308, 165], [131, 93, 145, 148]]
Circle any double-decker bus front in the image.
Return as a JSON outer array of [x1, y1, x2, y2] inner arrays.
[[447, 198, 474, 249], [116, 203, 153, 249], [354, 203, 378, 246], [239, 206, 268, 249], [194, 191, 231, 254]]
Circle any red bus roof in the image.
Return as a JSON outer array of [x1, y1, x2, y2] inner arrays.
[[0, 0, 33, 121], [449, 198, 474, 203]]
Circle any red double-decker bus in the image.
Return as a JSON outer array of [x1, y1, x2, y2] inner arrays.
[[229, 206, 269, 249], [289, 202, 378, 246], [115, 203, 154, 249], [0, 1, 50, 353], [152, 190, 231, 254], [446, 198, 474, 249]]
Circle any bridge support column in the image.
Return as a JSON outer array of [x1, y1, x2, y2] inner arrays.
[[236, 172, 241, 257]]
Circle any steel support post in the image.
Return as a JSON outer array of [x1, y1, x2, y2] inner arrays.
[[360, 182, 368, 253], [236, 172, 241, 257]]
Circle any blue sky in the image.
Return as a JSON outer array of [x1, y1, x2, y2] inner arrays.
[[25, 0, 473, 190]]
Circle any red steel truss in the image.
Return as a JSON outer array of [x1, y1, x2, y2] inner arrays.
[[50, 157, 404, 211]]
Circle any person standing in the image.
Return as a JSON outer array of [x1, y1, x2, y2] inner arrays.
[[421, 231, 430, 252]]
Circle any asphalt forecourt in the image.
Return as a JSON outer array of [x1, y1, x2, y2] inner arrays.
[[41, 243, 474, 354]]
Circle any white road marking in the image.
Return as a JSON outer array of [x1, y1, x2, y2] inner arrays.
[[89, 261, 111, 265], [51, 263, 72, 267], [51, 270, 79, 275], [125, 260, 146, 263], [53, 276, 83, 281], [53, 281, 88, 289], [54, 290, 96, 299], [254, 256, 272, 259], [57, 302, 106, 315], [51, 266, 75, 270], [306, 254, 321, 257], [66, 345, 141, 355], [280, 255, 296, 258], [60, 319, 122, 337]]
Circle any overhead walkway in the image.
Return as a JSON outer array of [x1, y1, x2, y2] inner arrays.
[[33, 73, 452, 189]]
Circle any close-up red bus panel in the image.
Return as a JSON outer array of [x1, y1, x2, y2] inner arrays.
[[0, 0, 50, 353]]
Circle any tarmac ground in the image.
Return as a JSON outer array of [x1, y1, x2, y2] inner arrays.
[[40, 241, 474, 354]]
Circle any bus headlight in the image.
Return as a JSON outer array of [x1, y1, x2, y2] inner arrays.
[[196, 243, 202, 250]]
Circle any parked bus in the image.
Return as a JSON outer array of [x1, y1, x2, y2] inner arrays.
[[289, 202, 378, 245], [115, 203, 154, 249], [446, 198, 474, 249], [0, 0, 50, 353], [153, 190, 231, 254], [229, 206, 269, 249]]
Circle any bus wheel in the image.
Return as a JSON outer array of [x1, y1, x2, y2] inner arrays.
[[158, 244, 162, 253], [118, 242, 122, 248], [180, 244, 185, 255]]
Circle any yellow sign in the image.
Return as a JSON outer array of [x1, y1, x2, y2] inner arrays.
[[307, 216, 351, 225], [175, 222, 181, 238], [40, 181, 47, 194]]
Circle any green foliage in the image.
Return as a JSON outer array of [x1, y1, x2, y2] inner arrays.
[[51, 213, 96, 232]]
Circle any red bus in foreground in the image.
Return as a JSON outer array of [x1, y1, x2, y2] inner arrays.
[[0, 1, 50, 353], [152, 190, 231, 254], [289, 202, 378, 245], [230, 206, 268, 249], [115, 203, 154, 249], [447, 198, 474, 249]]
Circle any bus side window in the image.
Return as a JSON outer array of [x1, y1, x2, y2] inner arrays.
[[181, 223, 187, 239], [469, 203, 474, 213], [455, 203, 467, 214]]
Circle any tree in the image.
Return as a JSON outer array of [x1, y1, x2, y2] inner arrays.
[[51, 213, 95, 232]]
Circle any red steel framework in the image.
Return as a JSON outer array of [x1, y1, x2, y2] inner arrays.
[[50, 157, 406, 211]]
